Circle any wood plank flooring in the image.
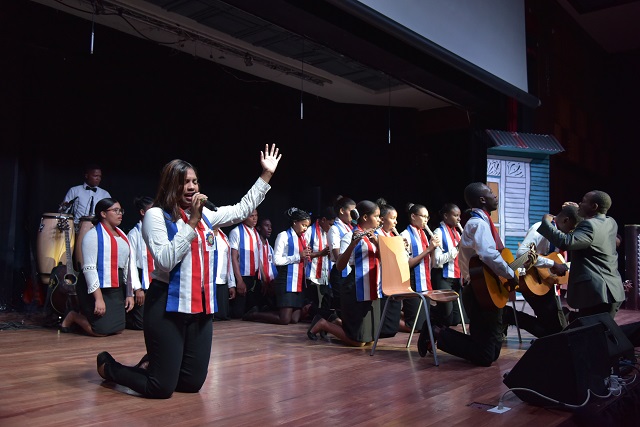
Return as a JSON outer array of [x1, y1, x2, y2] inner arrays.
[[1, 307, 639, 427]]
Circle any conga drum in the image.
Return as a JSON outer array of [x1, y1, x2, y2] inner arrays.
[[36, 213, 75, 285], [74, 216, 94, 270]]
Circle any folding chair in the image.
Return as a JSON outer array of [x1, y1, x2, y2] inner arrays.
[[370, 236, 465, 366]]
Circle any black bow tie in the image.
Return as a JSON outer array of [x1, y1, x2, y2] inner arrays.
[[86, 186, 97, 192]]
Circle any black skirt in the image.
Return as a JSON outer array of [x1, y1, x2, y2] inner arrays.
[[77, 270, 125, 335], [340, 271, 381, 343], [273, 266, 305, 308]]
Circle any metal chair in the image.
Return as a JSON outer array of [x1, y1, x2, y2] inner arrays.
[[370, 236, 465, 366]]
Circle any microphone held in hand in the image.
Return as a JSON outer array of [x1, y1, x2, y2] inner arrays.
[[203, 200, 218, 212]]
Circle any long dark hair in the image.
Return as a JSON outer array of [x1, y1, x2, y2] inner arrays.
[[155, 159, 197, 222]]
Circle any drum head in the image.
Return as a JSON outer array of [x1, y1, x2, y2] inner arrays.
[[42, 212, 73, 219]]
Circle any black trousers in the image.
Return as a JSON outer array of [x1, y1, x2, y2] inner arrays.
[[436, 285, 503, 367], [229, 275, 263, 318], [214, 283, 231, 321], [503, 289, 565, 338], [123, 269, 145, 330], [431, 269, 464, 327], [304, 279, 332, 319], [105, 280, 213, 398]]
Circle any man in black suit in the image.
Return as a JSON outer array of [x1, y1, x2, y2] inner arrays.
[[537, 190, 625, 320]]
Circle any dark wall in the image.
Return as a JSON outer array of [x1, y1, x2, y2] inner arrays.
[[1, 1, 485, 309], [525, 1, 640, 280]]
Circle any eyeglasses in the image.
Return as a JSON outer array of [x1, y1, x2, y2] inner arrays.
[[107, 208, 125, 215]]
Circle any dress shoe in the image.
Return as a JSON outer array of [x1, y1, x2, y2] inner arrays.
[[96, 351, 115, 380], [307, 314, 324, 341], [417, 321, 443, 357], [242, 306, 259, 321]]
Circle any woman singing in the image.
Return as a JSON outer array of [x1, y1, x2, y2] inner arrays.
[[96, 144, 281, 399]]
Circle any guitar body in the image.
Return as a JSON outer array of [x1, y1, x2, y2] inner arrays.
[[520, 252, 569, 297], [49, 263, 70, 315], [47, 219, 79, 316], [468, 248, 515, 310]]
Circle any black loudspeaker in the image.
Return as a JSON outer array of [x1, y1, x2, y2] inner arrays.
[[503, 323, 610, 407], [565, 313, 635, 371]]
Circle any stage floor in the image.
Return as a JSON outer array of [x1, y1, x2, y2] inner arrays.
[[1, 305, 639, 427]]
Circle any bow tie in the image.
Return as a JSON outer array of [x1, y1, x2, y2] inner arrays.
[[86, 186, 97, 192]]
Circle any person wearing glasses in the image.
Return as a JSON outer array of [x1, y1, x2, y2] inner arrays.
[[400, 202, 441, 333], [59, 198, 134, 336]]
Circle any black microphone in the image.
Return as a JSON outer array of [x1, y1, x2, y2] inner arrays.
[[204, 200, 218, 212]]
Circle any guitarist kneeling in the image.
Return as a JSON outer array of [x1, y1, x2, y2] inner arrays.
[[418, 182, 527, 366], [503, 203, 582, 338]]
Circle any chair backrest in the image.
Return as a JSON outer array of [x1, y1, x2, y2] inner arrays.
[[378, 236, 413, 295]]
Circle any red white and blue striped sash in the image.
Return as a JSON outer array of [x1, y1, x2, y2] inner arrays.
[[353, 226, 381, 301], [259, 240, 278, 284], [95, 223, 129, 288], [437, 222, 460, 279], [134, 223, 154, 289], [402, 225, 432, 292], [305, 221, 328, 280], [334, 219, 352, 278], [285, 228, 305, 292], [163, 210, 216, 314], [236, 223, 259, 276]]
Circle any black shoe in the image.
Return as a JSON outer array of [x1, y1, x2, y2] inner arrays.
[[417, 326, 430, 357], [307, 314, 323, 341], [242, 306, 259, 321], [97, 351, 115, 380], [417, 321, 442, 357], [502, 306, 516, 326]]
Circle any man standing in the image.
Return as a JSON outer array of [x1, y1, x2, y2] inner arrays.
[[62, 164, 111, 224], [537, 190, 624, 320]]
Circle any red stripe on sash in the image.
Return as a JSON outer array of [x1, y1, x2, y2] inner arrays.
[[181, 210, 204, 312], [445, 224, 460, 277], [146, 247, 154, 284], [102, 224, 128, 288], [483, 209, 504, 250], [314, 221, 323, 279]]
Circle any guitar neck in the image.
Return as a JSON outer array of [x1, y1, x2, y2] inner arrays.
[[509, 251, 532, 271], [64, 229, 75, 274]]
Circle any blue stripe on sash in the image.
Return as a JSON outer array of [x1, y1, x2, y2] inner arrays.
[[164, 212, 181, 312], [286, 229, 296, 292], [96, 223, 105, 287], [202, 216, 217, 313], [354, 241, 364, 301], [409, 230, 424, 286]]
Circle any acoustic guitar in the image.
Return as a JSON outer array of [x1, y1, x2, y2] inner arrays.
[[49, 217, 78, 315], [468, 244, 537, 310], [519, 252, 569, 297]]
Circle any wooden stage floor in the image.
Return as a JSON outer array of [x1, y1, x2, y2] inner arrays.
[[1, 306, 639, 427]]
